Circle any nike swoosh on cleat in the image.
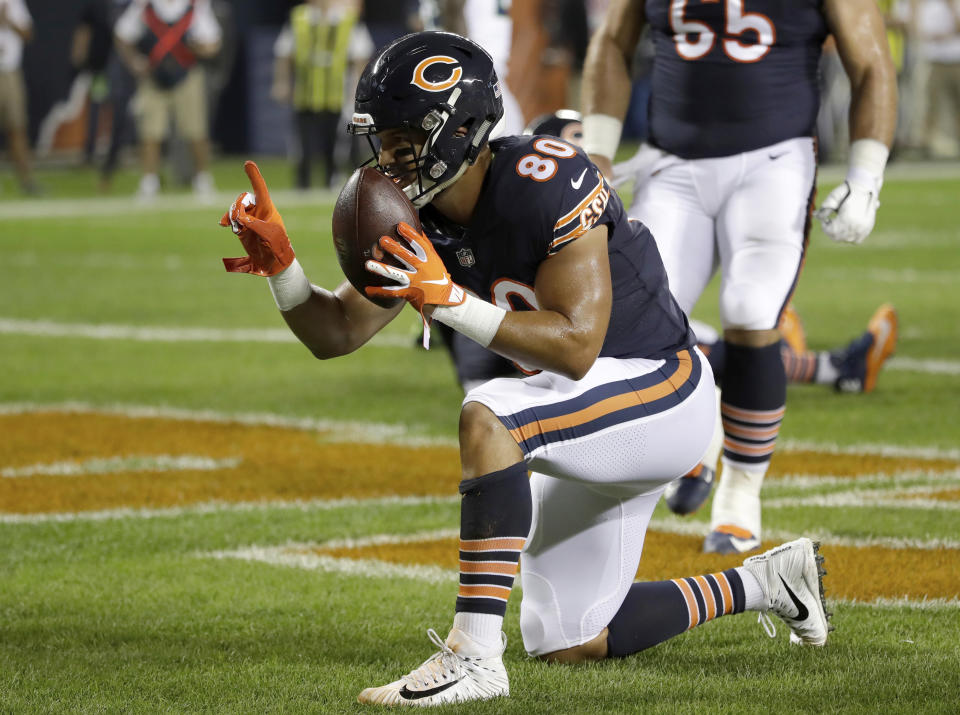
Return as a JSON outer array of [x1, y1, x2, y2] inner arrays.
[[778, 575, 809, 621], [399, 680, 461, 700], [728, 536, 759, 552], [570, 168, 588, 189]]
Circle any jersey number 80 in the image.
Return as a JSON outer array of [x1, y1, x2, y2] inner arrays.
[[516, 138, 578, 182]]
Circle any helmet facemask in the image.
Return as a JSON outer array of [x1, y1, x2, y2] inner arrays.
[[351, 87, 495, 208], [347, 32, 503, 209]]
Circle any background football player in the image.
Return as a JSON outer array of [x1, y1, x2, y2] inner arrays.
[[581, 0, 898, 554]]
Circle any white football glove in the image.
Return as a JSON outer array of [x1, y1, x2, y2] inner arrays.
[[814, 179, 880, 244], [815, 138, 889, 245]]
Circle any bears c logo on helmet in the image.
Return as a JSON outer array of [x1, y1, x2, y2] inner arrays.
[[411, 56, 463, 92]]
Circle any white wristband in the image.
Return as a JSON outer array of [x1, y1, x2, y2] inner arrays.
[[267, 258, 313, 311], [432, 293, 506, 348], [581, 114, 623, 161], [846, 138, 889, 192]]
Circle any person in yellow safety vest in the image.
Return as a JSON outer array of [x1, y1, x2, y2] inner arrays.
[[272, 0, 372, 189]]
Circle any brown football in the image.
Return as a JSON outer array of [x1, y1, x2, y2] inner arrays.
[[331, 166, 422, 309]]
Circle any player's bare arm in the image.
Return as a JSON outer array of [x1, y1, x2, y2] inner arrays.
[[581, 0, 645, 175], [488, 226, 612, 381], [280, 281, 403, 360], [817, 0, 898, 244], [824, 0, 897, 146]]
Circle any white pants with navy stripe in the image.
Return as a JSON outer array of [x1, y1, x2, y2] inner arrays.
[[463, 348, 716, 655]]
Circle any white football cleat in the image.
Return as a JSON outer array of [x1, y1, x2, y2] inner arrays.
[[743, 537, 831, 646], [357, 628, 509, 707]]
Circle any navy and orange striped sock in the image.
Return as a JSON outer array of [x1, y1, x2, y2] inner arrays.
[[455, 462, 531, 626], [607, 568, 747, 657], [721, 342, 786, 468], [781, 345, 819, 384]]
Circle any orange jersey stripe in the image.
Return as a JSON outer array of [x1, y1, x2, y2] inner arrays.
[[714, 572, 734, 615], [553, 174, 604, 229], [459, 537, 526, 552], [457, 585, 512, 601], [509, 352, 692, 445], [672, 578, 699, 630], [694, 575, 717, 621], [550, 223, 590, 249], [458, 560, 519, 575], [720, 403, 786, 422]]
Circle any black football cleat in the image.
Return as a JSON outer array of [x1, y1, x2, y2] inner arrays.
[[664, 464, 715, 515]]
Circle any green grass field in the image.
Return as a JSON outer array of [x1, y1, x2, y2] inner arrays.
[[1, 157, 958, 713]]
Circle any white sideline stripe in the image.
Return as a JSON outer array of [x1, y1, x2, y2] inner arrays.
[[2, 187, 338, 220], [4, 402, 956, 458], [0, 401, 458, 448], [1, 455, 240, 479], [0, 495, 460, 525], [4, 318, 959, 376], [0, 317, 413, 349], [5, 162, 958, 220]]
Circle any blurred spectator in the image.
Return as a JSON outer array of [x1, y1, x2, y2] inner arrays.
[[99, 0, 137, 191], [905, 0, 960, 157], [425, 0, 526, 136], [509, 0, 588, 122], [272, 0, 371, 190], [0, 0, 38, 194], [361, 0, 421, 52], [114, 0, 222, 199], [71, 0, 115, 166]]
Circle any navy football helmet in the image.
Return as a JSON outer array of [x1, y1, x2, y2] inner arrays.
[[348, 31, 504, 208], [523, 109, 584, 147]]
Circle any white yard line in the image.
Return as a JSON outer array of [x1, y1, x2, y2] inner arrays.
[[4, 317, 958, 377], [206, 546, 457, 585], [0, 401, 458, 447], [646, 515, 960, 550], [201, 537, 959, 610], [2, 455, 239, 479], [778, 439, 960, 461], [767, 469, 960, 488], [0, 317, 412, 349], [3, 495, 955, 550], [887, 357, 960, 376], [762, 490, 960, 511], [8, 402, 960, 456], [0, 495, 460, 525]]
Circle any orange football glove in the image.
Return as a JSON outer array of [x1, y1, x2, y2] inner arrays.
[[365, 222, 466, 312], [218, 161, 294, 276]]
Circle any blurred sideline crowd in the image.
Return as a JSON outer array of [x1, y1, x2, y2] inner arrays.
[[0, 0, 959, 198]]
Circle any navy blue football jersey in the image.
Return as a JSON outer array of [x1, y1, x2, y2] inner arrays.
[[644, 0, 829, 158], [420, 135, 694, 362]]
